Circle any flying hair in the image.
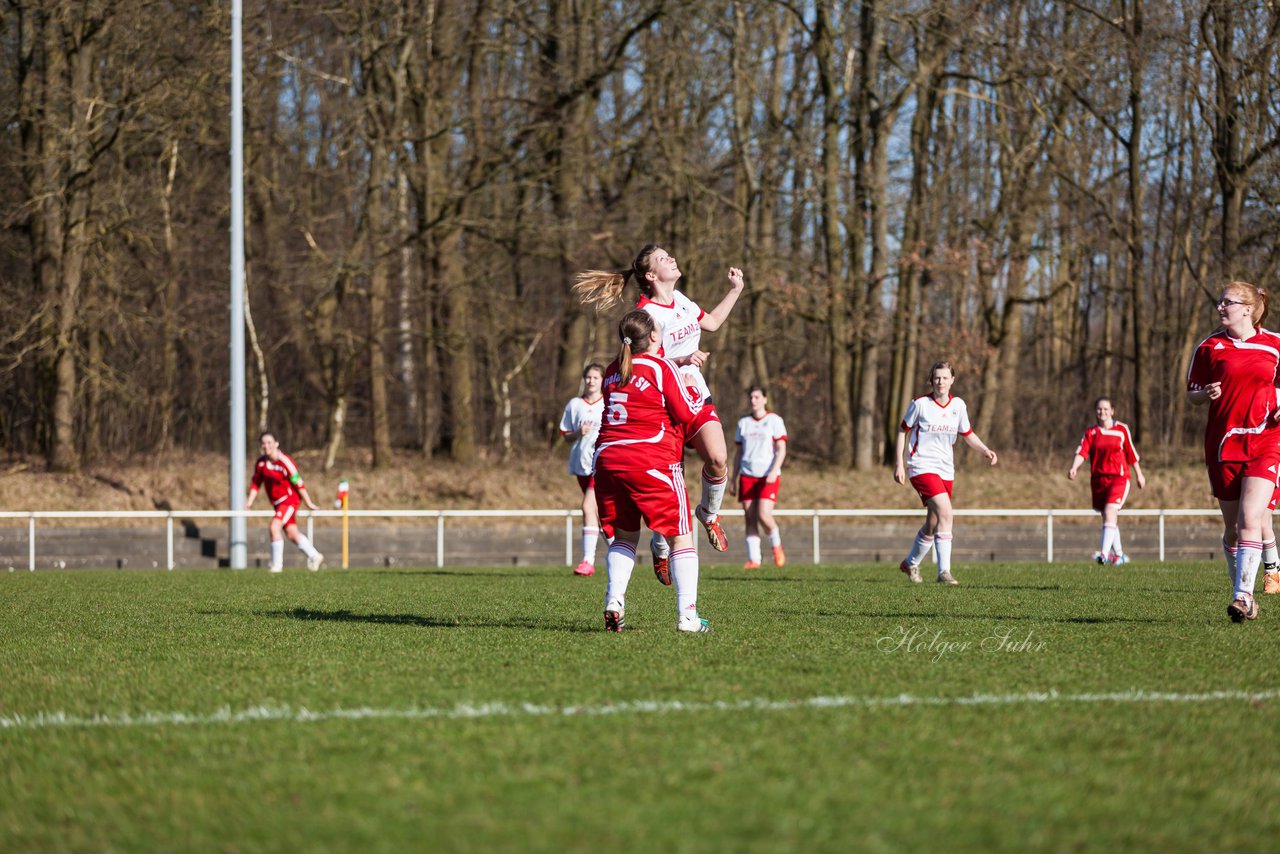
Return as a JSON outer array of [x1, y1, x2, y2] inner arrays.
[[573, 244, 662, 311]]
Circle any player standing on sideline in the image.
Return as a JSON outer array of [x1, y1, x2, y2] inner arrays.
[[1187, 281, 1280, 622], [244, 431, 324, 572], [574, 245, 745, 564], [893, 361, 998, 586], [731, 385, 788, 569], [559, 364, 606, 577], [593, 310, 712, 633], [1067, 397, 1146, 565]]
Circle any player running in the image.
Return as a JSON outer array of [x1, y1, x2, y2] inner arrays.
[[244, 431, 324, 573], [1067, 396, 1146, 565]]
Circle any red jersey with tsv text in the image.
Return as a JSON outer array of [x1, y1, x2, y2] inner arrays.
[[1075, 422, 1139, 478], [593, 353, 703, 472], [251, 453, 306, 506], [1187, 328, 1280, 463], [637, 292, 712, 402], [900, 394, 971, 480]]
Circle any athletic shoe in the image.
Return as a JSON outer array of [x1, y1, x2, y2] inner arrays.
[[307, 553, 324, 572], [1110, 554, 1130, 566], [1227, 595, 1258, 623], [677, 615, 712, 633], [695, 505, 729, 552], [1092, 551, 1105, 565], [573, 559, 595, 577], [743, 560, 761, 570], [604, 609, 626, 632], [899, 560, 922, 584], [269, 565, 283, 574], [937, 571, 959, 586], [772, 545, 787, 567], [1264, 571, 1280, 595], [652, 555, 671, 586]]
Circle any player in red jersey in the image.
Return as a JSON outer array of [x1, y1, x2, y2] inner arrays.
[[244, 431, 324, 573], [574, 245, 745, 562], [592, 310, 712, 633], [1187, 281, 1280, 622], [892, 361, 998, 586], [1068, 397, 1146, 565]]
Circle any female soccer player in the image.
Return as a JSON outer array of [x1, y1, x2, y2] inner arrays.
[[892, 361, 998, 585], [1187, 281, 1280, 622], [244, 431, 324, 572], [574, 245, 745, 560], [1067, 396, 1146, 565], [559, 363, 606, 577], [731, 385, 788, 569], [592, 310, 712, 633]]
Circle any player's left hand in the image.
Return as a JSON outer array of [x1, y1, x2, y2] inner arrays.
[[727, 267, 745, 291], [986, 449, 999, 466]]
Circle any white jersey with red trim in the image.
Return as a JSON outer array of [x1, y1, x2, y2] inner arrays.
[[901, 394, 971, 480], [594, 353, 703, 472], [637, 292, 711, 402], [559, 395, 604, 476], [735, 412, 788, 477]]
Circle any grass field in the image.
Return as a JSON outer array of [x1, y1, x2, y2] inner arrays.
[[3, 560, 1279, 852]]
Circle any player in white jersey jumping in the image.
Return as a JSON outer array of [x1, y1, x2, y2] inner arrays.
[[892, 361, 998, 585], [574, 244, 745, 572], [731, 385, 788, 569], [559, 363, 606, 577]]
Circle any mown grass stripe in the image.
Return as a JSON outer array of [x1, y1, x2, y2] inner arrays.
[[3, 688, 1276, 731]]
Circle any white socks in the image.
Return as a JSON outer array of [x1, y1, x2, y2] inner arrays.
[[905, 532, 934, 568], [671, 547, 700, 622], [1101, 523, 1118, 559], [650, 532, 670, 560], [605, 541, 637, 611], [700, 471, 727, 519], [295, 534, 321, 560], [270, 539, 284, 570], [767, 526, 781, 548], [745, 535, 762, 564], [1224, 539, 1238, 585], [935, 532, 953, 577], [1264, 539, 1278, 569], [1236, 540, 1261, 600], [581, 526, 600, 565]]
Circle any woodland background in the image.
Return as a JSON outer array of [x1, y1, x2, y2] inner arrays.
[[2, 0, 1278, 475]]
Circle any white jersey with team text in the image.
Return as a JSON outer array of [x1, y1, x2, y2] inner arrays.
[[736, 412, 788, 477], [637, 292, 711, 402], [901, 394, 972, 480], [559, 395, 605, 476]]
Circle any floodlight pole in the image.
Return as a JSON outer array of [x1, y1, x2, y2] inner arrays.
[[228, 0, 248, 569]]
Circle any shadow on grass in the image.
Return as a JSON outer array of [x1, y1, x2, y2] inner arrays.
[[810, 609, 1166, 625], [259, 607, 599, 633]]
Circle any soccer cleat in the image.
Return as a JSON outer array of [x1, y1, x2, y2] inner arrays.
[[269, 565, 283, 574], [307, 553, 324, 572], [1227, 595, 1258, 623], [900, 559, 922, 584], [1092, 551, 1105, 565], [772, 545, 787, 567], [1264, 571, 1280, 595], [604, 609, 626, 632], [573, 559, 595, 577], [652, 555, 671, 586], [695, 505, 729, 552], [937, 571, 959, 586], [1110, 554, 1130, 566], [743, 560, 761, 570], [677, 615, 712, 633]]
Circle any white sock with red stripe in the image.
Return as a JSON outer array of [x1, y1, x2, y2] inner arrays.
[[1223, 539, 1238, 586], [270, 539, 284, 570], [581, 526, 600, 565], [604, 541, 636, 612], [934, 532, 954, 577], [700, 472, 728, 519], [1100, 524, 1117, 559], [1236, 540, 1262, 600], [906, 532, 933, 568], [671, 547, 700, 621], [1264, 539, 1278, 569], [745, 535, 762, 563]]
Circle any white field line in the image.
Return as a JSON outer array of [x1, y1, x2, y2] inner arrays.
[[1, 689, 1277, 731]]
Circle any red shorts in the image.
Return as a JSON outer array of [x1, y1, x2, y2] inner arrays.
[[909, 473, 953, 506], [576, 474, 595, 494], [1090, 475, 1131, 512], [273, 498, 301, 527], [594, 464, 692, 539], [684, 403, 721, 446], [1271, 485, 1280, 512], [1208, 453, 1280, 502], [739, 474, 781, 504]]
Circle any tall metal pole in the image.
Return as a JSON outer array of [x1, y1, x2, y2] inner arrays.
[[228, 0, 247, 569]]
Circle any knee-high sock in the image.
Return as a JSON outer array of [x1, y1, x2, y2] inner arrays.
[[1101, 524, 1118, 558], [270, 539, 284, 569], [934, 532, 954, 576], [605, 541, 637, 611], [906, 532, 934, 568], [294, 534, 320, 560], [1264, 539, 1278, 569], [1236, 540, 1262, 599], [744, 535, 762, 563], [671, 547, 700, 620], [767, 525, 782, 547], [581, 526, 600, 564], [700, 471, 728, 518], [1224, 539, 1238, 586]]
